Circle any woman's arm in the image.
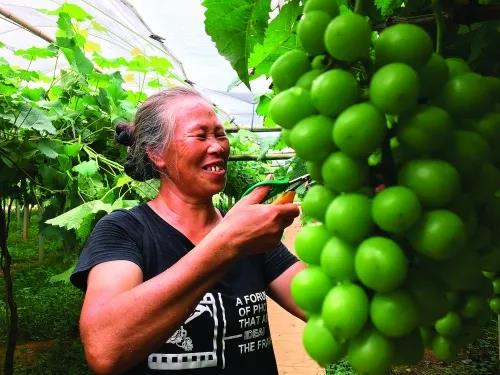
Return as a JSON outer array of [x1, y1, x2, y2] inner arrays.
[[79, 188, 300, 375], [267, 261, 307, 321]]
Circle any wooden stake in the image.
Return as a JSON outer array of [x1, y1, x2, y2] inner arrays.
[[22, 205, 29, 241]]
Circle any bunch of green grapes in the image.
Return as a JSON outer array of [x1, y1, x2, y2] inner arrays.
[[268, 0, 500, 373]]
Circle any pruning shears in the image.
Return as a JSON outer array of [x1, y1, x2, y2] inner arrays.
[[241, 174, 311, 204]]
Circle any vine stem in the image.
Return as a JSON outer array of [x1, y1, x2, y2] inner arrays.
[[431, 0, 445, 54], [354, 0, 364, 14]]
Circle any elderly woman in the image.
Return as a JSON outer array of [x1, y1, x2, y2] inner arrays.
[[70, 87, 304, 374]]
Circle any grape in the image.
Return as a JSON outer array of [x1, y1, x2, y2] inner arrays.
[[369, 63, 419, 115], [270, 50, 310, 91], [374, 23, 433, 69], [321, 151, 368, 193], [311, 69, 359, 117], [290, 115, 336, 162], [445, 57, 470, 78], [398, 159, 460, 208], [325, 193, 374, 244], [372, 186, 421, 234], [269, 87, 316, 129], [439, 73, 493, 118], [301, 184, 336, 222], [296, 69, 324, 90], [304, 0, 339, 17], [355, 236, 408, 292], [324, 13, 371, 62], [333, 102, 386, 157], [396, 105, 453, 156], [419, 53, 449, 99], [408, 210, 466, 261], [370, 290, 419, 337], [298, 11, 331, 55]]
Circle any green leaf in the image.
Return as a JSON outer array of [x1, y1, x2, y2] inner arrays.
[[57, 37, 94, 76], [22, 87, 45, 101], [91, 20, 107, 32], [15, 46, 58, 60], [147, 78, 162, 88], [203, 0, 271, 87], [48, 3, 92, 21], [97, 88, 110, 111], [132, 179, 160, 200], [73, 160, 98, 176], [49, 264, 75, 284], [64, 143, 81, 157], [255, 94, 271, 117], [46, 200, 113, 232], [128, 55, 149, 73], [112, 198, 139, 209], [58, 154, 72, 171], [115, 175, 132, 187], [248, 0, 301, 79], [149, 56, 173, 75], [56, 13, 75, 39], [374, 0, 404, 16], [93, 53, 128, 68], [15, 106, 57, 134], [37, 140, 59, 158]]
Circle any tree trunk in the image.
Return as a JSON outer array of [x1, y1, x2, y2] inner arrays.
[[38, 234, 45, 262], [15, 202, 20, 225], [22, 204, 29, 241], [0, 199, 17, 375], [38, 206, 44, 262]]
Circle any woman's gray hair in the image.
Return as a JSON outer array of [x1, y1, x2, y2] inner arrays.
[[124, 86, 204, 181]]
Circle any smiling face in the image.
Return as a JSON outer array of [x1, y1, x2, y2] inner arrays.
[[151, 95, 230, 199]]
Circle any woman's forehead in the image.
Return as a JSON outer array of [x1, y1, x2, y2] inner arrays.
[[173, 96, 215, 115], [172, 96, 221, 128]]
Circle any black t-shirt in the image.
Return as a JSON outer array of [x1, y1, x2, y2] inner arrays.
[[71, 204, 298, 374]]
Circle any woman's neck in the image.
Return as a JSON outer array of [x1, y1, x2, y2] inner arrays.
[[148, 179, 221, 244]]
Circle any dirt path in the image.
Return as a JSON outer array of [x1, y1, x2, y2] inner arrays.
[[267, 218, 324, 375]]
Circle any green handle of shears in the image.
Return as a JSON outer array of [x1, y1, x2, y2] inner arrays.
[[240, 179, 290, 200]]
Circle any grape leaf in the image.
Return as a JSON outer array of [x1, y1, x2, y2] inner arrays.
[[47, 3, 93, 21], [15, 46, 58, 60], [37, 140, 59, 159], [374, 0, 404, 16], [115, 175, 133, 187], [112, 198, 139, 209], [203, 0, 271, 87], [15, 105, 57, 134], [46, 200, 113, 232], [149, 56, 173, 75], [73, 160, 98, 176], [49, 264, 75, 284], [248, 0, 301, 79]]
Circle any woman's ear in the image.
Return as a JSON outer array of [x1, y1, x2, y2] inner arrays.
[[146, 147, 166, 170]]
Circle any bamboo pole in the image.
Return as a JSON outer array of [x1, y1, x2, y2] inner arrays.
[[0, 5, 54, 44], [229, 152, 295, 161], [0, 5, 103, 73], [226, 127, 282, 133]]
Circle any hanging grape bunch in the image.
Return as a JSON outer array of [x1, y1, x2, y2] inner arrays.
[[269, 0, 500, 373]]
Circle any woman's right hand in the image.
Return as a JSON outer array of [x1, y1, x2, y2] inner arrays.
[[211, 186, 300, 256]]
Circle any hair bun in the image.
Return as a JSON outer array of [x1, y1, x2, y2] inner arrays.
[[115, 122, 135, 146]]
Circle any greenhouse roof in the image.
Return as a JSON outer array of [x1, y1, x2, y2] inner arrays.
[[0, 0, 271, 127]]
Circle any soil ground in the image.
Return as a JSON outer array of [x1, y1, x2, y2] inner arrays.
[[267, 217, 324, 375]]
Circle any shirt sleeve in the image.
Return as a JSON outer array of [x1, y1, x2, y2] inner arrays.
[[263, 242, 299, 284], [70, 209, 144, 291]]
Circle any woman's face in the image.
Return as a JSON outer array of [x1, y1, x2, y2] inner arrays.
[[158, 95, 230, 199]]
